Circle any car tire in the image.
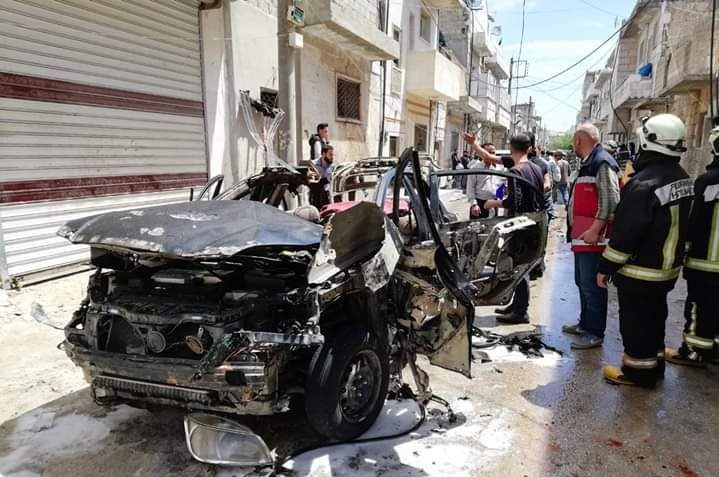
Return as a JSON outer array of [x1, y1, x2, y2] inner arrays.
[[305, 325, 389, 441]]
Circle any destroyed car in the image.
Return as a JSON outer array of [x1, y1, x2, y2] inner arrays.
[[58, 148, 547, 458]]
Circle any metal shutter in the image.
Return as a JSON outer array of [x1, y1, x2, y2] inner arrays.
[[0, 0, 208, 287]]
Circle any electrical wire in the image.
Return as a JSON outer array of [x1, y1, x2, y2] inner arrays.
[[516, 2, 648, 91]]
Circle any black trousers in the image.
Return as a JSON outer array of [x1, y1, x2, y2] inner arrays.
[[474, 199, 490, 219], [616, 277, 673, 386], [681, 280, 719, 358], [512, 277, 530, 315]]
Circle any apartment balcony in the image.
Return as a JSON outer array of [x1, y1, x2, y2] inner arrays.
[[497, 88, 511, 113], [586, 84, 600, 99], [303, 0, 399, 60], [472, 96, 497, 124], [448, 95, 483, 115], [486, 51, 509, 80], [496, 106, 511, 129], [594, 67, 613, 87], [613, 74, 653, 108], [472, 28, 498, 58], [423, 0, 463, 8], [405, 49, 466, 102]]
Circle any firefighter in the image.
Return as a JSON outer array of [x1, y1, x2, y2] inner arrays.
[[666, 126, 719, 367], [596, 114, 694, 387]]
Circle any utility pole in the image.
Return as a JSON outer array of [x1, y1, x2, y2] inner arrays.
[[278, 0, 300, 166]]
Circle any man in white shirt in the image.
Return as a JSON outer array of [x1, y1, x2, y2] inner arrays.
[[466, 143, 500, 218]]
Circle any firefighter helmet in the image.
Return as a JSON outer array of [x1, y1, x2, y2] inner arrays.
[[709, 126, 719, 156], [636, 114, 687, 158]]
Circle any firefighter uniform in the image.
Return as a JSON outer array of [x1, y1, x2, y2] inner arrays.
[[669, 155, 719, 365], [598, 114, 694, 387]]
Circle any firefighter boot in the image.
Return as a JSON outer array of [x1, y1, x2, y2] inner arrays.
[[666, 346, 707, 368], [603, 366, 638, 386]]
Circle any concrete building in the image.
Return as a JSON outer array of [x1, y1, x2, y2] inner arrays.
[[577, 0, 718, 177], [0, 0, 399, 288], [202, 0, 398, 181], [379, 0, 467, 167], [439, 1, 511, 159]]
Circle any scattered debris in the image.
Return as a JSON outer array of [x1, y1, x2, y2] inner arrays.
[[30, 302, 64, 330]]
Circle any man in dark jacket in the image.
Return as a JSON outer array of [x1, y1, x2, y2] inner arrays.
[[309, 123, 329, 161], [596, 114, 693, 387], [666, 126, 719, 366], [466, 133, 545, 324]]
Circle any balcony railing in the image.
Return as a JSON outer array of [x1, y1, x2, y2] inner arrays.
[[613, 74, 653, 108], [406, 49, 466, 102], [303, 0, 399, 60]]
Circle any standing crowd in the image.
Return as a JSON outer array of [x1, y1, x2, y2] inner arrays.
[[458, 113, 718, 388]]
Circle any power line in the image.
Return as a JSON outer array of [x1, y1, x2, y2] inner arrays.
[[516, 2, 649, 91], [512, 0, 527, 133], [578, 0, 620, 18]]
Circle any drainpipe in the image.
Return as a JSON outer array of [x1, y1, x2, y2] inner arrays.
[[378, 0, 390, 157], [278, 0, 298, 166]]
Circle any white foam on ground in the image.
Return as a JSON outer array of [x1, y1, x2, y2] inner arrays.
[[475, 341, 564, 368], [218, 398, 513, 477], [0, 405, 145, 476]]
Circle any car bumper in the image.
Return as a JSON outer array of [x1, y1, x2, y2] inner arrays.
[[63, 342, 285, 415]]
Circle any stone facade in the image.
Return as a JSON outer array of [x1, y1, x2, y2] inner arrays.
[[577, 0, 718, 177]]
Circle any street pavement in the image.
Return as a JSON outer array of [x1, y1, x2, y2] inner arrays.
[[1, 207, 718, 476]]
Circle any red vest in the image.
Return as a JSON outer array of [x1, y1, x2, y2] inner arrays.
[[570, 176, 611, 252], [570, 146, 619, 253]]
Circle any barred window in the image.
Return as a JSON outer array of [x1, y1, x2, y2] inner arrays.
[[337, 77, 361, 121]]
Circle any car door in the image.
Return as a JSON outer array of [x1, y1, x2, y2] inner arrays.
[[380, 149, 475, 378], [428, 169, 548, 307]]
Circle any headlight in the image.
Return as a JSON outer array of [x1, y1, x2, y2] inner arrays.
[[184, 413, 273, 466]]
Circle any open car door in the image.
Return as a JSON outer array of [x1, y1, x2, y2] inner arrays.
[[428, 169, 548, 307], [380, 149, 475, 378]]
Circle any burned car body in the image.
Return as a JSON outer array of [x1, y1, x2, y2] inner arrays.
[[59, 148, 547, 443]]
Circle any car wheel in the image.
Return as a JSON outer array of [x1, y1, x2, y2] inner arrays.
[[305, 325, 389, 441]]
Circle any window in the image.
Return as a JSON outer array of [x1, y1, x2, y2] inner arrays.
[[378, 0, 387, 30], [390, 66, 402, 95], [392, 26, 401, 67], [414, 124, 428, 151], [409, 15, 416, 50], [336, 76, 361, 122], [260, 88, 278, 108], [389, 136, 399, 157], [419, 11, 431, 43]]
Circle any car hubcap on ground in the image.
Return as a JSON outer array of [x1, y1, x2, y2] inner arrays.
[[339, 350, 381, 423]]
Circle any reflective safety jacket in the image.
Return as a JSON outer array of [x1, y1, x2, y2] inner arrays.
[[684, 161, 719, 284], [598, 156, 693, 284], [570, 145, 619, 253]]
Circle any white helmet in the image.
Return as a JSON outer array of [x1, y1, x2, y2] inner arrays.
[[636, 114, 687, 158], [709, 126, 719, 156]]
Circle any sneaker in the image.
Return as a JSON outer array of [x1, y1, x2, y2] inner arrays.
[[561, 322, 585, 336], [496, 312, 530, 324], [570, 333, 603, 350], [665, 347, 707, 368], [494, 306, 513, 315]]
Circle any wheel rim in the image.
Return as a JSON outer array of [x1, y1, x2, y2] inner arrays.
[[338, 349, 382, 424]]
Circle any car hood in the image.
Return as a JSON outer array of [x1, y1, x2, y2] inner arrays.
[[58, 200, 323, 259]]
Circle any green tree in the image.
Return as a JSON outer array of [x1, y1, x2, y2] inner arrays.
[[549, 133, 573, 151]]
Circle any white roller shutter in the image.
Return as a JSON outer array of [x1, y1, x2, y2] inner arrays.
[[0, 0, 208, 288]]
